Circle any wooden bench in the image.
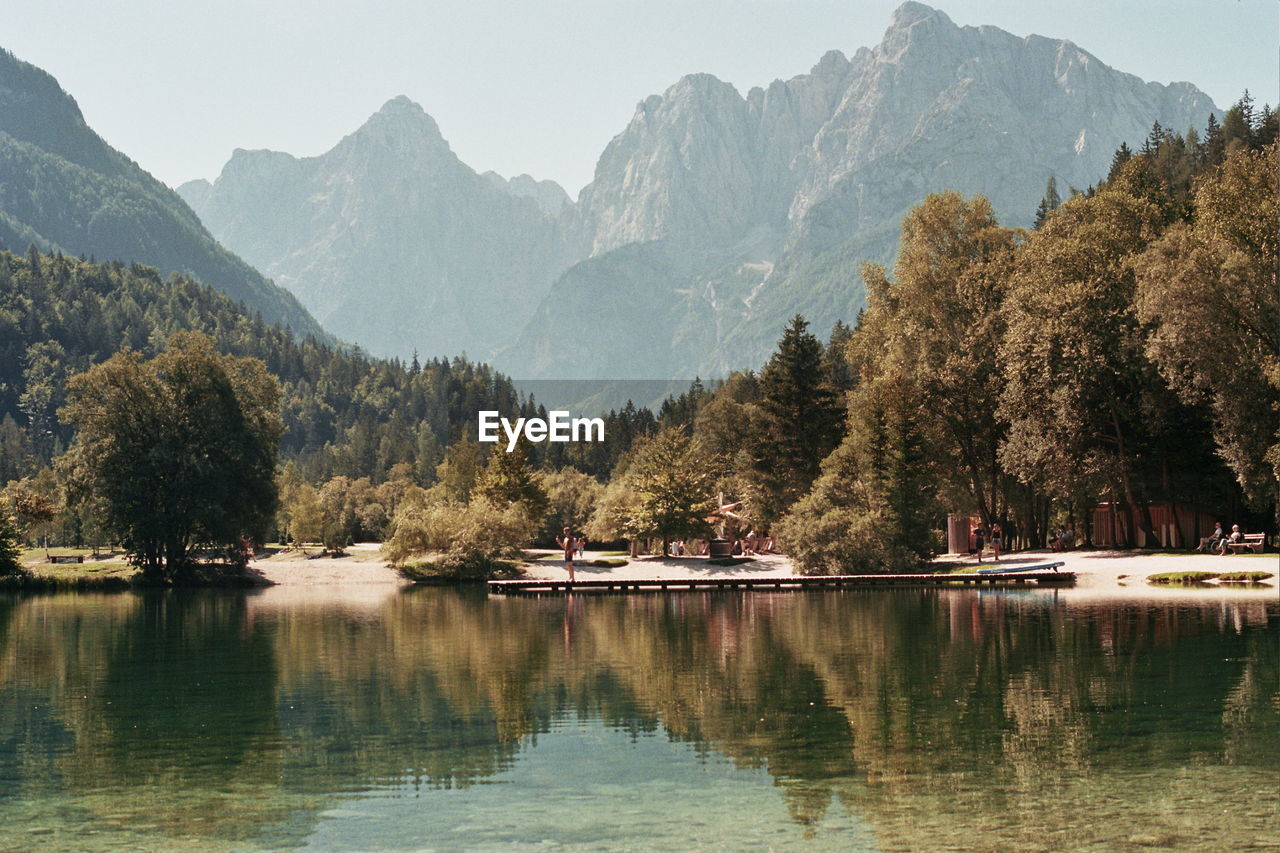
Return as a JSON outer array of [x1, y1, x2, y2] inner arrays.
[[1227, 533, 1266, 554], [49, 554, 85, 564]]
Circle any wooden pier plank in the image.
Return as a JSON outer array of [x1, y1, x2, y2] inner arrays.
[[488, 570, 1075, 594]]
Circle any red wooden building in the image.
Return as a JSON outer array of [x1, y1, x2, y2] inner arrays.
[[1089, 502, 1220, 549]]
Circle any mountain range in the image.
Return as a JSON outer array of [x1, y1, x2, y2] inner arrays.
[[4, 3, 1218, 380], [0, 49, 325, 339]]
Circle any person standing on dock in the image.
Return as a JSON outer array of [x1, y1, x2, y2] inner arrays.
[[989, 522, 1003, 562], [557, 527, 576, 582]]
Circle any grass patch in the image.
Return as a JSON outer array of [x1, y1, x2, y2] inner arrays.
[[590, 558, 627, 568], [1216, 570, 1275, 582], [596, 551, 628, 557], [1147, 571, 1220, 585], [708, 557, 754, 567]]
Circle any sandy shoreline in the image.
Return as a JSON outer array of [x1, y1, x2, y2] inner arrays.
[[246, 543, 1278, 602]]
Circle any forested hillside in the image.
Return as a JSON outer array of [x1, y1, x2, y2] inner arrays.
[[0, 48, 325, 339], [0, 251, 533, 485]]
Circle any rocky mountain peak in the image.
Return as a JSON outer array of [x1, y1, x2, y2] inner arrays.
[[340, 95, 454, 162], [889, 1, 953, 31]]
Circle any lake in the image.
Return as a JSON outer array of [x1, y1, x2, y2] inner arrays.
[[0, 586, 1275, 851]]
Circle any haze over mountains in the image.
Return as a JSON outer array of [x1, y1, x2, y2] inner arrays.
[[0, 49, 325, 339], [178, 2, 1217, 378]]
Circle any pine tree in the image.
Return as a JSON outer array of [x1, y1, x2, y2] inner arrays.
[[1140, 121, 1166, 156], [1202, 113, 1224, 166], [1221, 93, 1255, 153], [754, 315, 844, 522], [1255, 105, 1278, 147], [1034, 175, 1061, 229], [823, 320, 855, 392], [1107, 142, 1133, 182], [474, 439, 548, 523]]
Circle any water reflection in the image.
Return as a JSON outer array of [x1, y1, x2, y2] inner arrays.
[[0, 588, 1275, 850]]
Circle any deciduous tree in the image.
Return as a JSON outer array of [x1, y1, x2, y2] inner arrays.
[[622, 428, 715, 556], [59, 332, 283, 581], [1136, 144, 1279, 511]]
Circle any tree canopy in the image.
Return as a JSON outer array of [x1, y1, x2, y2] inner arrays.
[[59, 332, 283, 580]]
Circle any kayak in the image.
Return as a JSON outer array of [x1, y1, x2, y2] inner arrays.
[[976, 561, 1064, 575]]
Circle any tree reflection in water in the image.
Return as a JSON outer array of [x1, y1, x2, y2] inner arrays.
[[0, 587, 1274, 849]]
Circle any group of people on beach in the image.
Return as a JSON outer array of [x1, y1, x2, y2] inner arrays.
[[668, 531, 777, 557], [1196, 522, 1246, 555]]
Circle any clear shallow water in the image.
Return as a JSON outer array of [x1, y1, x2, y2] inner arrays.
[[0, 587, 1275, 851]]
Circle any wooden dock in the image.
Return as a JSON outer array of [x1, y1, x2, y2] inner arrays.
[[488, 569, 1075, 595]]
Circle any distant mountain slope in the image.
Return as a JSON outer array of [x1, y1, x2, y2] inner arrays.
[[182, 2, 1218, 378], [508, 1, 1218, 378], [0, 48, 326, 339], [179, 97, 580, 361]]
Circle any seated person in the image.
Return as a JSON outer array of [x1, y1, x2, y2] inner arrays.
[[1218, 524, 1243, 555], [1198, 522, 1224, 552]]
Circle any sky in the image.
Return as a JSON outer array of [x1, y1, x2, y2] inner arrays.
[[6, 1, 1277, 198]]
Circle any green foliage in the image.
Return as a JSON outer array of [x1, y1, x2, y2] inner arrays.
[[383, 495, 536, 576], [998, 188, 1175, 544], [753, 315, 844, 523], [0, 251, 534, 484], [851, 192, 1017, 531], [432, 439, 487, 503], [1033, 175, 1061, 229], [777, 378, 938, 575], [538, 466, 604, 544], [58, 332, 283, 581], [474, 440, 548, 524], [1135, 144, 1279, 508], [620, 428, 715, 550], [2, 476, 56, 548], [1216, 571, 1274, 582], [0, 509, 24, 576], [282, 483, 324, 546]]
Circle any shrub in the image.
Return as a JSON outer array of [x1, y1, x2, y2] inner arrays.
[[383, 497, 535, 578], [0, 510, 24, 578]]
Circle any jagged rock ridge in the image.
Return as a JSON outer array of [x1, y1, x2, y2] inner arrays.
[[181, 96, 581, 359], [181, 3, 1218, 376]]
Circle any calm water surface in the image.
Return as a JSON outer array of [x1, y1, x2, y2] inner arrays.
[[0, 587, 1275, 851]]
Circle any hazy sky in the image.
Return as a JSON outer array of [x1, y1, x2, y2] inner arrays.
[[6, 1, 1276, 197]]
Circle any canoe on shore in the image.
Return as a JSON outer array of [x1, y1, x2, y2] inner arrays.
[[976, 561, 1064, 575]]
